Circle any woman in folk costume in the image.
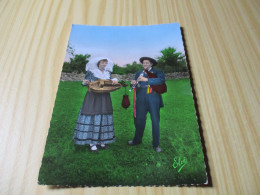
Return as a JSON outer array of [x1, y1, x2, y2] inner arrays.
[[73, 57, 118, 152]]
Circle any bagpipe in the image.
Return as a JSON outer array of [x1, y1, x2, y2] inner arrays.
[[144, 70, 167, 94], [129, 70, 167, 94]]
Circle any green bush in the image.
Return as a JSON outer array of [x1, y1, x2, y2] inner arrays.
[[157, 47, 188, 73], [62, 62, 72, 73], [112, 64, 127, 75], [62, 54, 91, 73], [112, 62, 143, 75], [125, 61, 143, 74]]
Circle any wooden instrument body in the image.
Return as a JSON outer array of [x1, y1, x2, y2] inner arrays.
[[88, 79, 121, 93]]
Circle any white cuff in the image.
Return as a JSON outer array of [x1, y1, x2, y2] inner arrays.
[[111, 78, 118, 81]]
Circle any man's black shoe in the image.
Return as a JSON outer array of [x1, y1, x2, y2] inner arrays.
[[127, 140, 141, 146], [153, 146, 162, 153]]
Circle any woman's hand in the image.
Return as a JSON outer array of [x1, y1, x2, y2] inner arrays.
[[83, 79, 90, 85], [112, 80, 118, 85], [137, 76, 148, 82], [131, 80, 137, 85]]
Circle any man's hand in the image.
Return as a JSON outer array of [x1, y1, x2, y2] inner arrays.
[[83, 79, 90, 85], [131, 80, 137, 85], [137, 76, 148, 82]]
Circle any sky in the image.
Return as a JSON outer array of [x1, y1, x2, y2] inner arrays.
[[65, 23, 186, 67]]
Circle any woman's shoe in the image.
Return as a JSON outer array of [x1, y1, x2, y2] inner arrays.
[[90, 145, 98, 152], [100, 144, 109, 150]]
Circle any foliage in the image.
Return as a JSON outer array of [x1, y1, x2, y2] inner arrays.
[[157, 47, 188, 73], [111, 64, 127, 75], [62, 43, 91, 73], [62, 54, 91, 73], [67, 42, 75, 57], [125, 61, 143, 74], [112, 61, 143, 75], [62, 45, 188, 74], [62, 62, 72, 73]]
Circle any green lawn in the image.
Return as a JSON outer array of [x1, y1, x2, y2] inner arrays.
[[38, 79, 207, 186]]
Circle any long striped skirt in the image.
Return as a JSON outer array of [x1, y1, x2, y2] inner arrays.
[[73, 106, 116, 145]]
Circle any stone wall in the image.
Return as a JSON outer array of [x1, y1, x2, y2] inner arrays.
[[60, 72, 190, 81]]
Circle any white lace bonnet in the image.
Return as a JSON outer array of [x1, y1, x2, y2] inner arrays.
[[85, 57, 114, 72]]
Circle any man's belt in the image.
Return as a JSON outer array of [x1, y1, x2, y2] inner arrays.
[[137, 84, 153, 94]]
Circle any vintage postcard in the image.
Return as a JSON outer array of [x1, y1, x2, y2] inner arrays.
[[38, 23, 210, 187]]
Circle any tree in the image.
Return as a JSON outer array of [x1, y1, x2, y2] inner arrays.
[[125, 61, 143, 74], [112, 61, 143, 75], [69, 54, 91, 73], [62, 62, 72, 73], [66, 42, 75, 58], [62, 54, 91, 73], [112, 64, 127, 75], [157, 47, 187, 73], [62, 43, 91, 73]]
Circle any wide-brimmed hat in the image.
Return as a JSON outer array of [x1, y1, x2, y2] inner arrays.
[[140, 57, 157, 66], [85, 57, 114, 72]]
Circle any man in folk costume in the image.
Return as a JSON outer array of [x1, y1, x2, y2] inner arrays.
[[128, 57, 167, 152]]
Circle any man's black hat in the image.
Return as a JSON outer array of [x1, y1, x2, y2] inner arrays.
[[140, 57, 157, 66]]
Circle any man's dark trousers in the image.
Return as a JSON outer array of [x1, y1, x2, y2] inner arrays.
[[133, 87, 161, 147]]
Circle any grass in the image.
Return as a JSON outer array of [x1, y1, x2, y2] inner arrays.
[[38, 79, 207, 186]]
